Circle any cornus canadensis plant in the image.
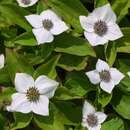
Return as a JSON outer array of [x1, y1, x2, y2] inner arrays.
[[16, 0, 38, 7], [25, 10, 68, 45], [1, 0, 130, 129], [82, 101, 107, 130], [7, 73, 59, 116], [86, 59, 125, 93], [0, 54, 4, 69], [79, 4, 123, 46]]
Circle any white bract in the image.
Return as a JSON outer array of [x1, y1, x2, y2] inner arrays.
[[127, 72, 130, 77], [16, 0, 38, 7], [86, 59, 124, 93], [0, 54, 5, 69], [7, 73, 59, 116], [25, 10, 68, 45], [82, 101, 107, 130], [79, 4, 123, 46]]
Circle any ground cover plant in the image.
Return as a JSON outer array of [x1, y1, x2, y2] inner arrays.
[[0, 0, 130, 130]]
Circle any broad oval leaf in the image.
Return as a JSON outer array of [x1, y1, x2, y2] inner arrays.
[[54, 33, 96, 57], [0, 4, 31, 31], [94, 0, 109, 8], [57, 54, 87, 71], [11, 113, 33, 130], [33, 55, 61, 79], [117, 28, 130, 53], [112, 0, 130, 22], [111, 90, 130, 119], [101, 116, 124, 130], [6, 49, 34, 81], [14, 32, 36, 46]]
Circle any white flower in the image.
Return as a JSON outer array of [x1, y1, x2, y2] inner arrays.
[[0, 54, 5, 69], [82, 101, 107, 130], [86, 59, 125, 93], [7, 73, 59, 116], [79, 4, 123, 46], [127, 72, 130, 77], [25, 9, 68, 45], [16, 0, 38, 7]]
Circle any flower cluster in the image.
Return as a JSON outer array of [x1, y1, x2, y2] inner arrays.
[[79, 4, 123, 46], [7, 73, 59, 116], [82, 101, 107, 130], [86, 59, 124, 94], [0, 0, 129, 130], [25, 10, 68, 44]]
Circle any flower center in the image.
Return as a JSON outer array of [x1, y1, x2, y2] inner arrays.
[[87, 114, 98, 127], [26, 87, 40, 102], [42, 19, 53, 31], [99, 70, 111, 82], [94, 20, 107, 36], [21, 0, 31, 5]]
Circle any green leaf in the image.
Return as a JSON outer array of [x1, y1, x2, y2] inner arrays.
[[119, 77, 130, 93], [20, 44, 54, 66], [37, 0, 48, 14], [0, 0, 14, 4], [55, 86, 82, 100], [40, 43, 54, 60], [117, 28, 130, 53], [14, 32, 36, 46], [11, 113, 33, 130], [105, 42, 117, 66], [0, 4, 31, 31], [57, 54, 87, 71], [0, 114, 5, 129], [75, 126, 86, 130], [117, 45, 130, 53], [65, 78, 94, 97], [117, 28, 130, 45], [54, 33, 96, 57], [65, 78, 88, 97], [54, 101, 82, 125], [111, 90, 130, 119], [117, 59, 130, 74], [117, 58, 130, 93], [64, 71, 95, 97], [48, 0, 88, 33], [98, 91, 112, 107], [112, 0, 130, 22], [0, 66, 11, 85], [94, 0, 109, 8], [6, 49, 34, 81], [33, 55, 61, 79], [101, 116, 124, 130], [1, 26, 17, 39], [116, 59, 130, 93]]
